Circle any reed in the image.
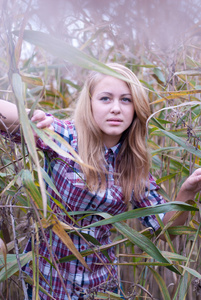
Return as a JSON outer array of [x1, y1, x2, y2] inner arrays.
[[1, 1, 201, 299]]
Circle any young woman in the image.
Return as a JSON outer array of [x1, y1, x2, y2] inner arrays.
[[1, 63, 201, 300]]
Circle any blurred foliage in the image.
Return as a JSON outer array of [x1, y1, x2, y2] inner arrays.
[[1, 0, 201, 299]]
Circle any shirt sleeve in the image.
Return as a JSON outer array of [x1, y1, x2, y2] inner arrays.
[[36, 116, 74, 153], [0, 114, 75, 154], [131, 173, 166, 231], [0, 127, 21, 143]]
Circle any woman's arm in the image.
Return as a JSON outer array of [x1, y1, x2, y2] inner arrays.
[[161, 168, 201, 240], [0, 100, 53, 133], [0, 100, 20, 133]]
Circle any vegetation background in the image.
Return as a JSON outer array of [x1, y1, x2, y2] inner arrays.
[[1, 0, 201, 299]]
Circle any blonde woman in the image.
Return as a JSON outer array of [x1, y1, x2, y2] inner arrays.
[[0, 63, 201, 300]]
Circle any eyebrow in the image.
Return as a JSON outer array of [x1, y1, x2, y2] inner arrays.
[[121, 93, 132, 96], [97, 92, 132, 97]]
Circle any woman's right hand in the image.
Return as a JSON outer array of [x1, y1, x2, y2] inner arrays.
[[0, 100, 54, 133], [30, 110, 54, 143], [31, 110, 54, 131]]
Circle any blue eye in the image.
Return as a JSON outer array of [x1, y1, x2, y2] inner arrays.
[[122, 97, 132, 103], [100, 97, 110, 102]]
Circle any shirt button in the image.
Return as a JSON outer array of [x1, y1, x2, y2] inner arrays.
[[81, 245, 85, 251], [91, 204, 96, 208], [78, 266, 83, 271]]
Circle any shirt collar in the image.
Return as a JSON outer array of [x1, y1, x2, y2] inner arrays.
[[104, 142, 122, 158]]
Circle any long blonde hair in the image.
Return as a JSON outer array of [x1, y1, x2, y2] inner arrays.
[[74, 63, 151, 205]]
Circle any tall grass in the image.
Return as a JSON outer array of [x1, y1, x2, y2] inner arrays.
[[1, 1, 201, 299]]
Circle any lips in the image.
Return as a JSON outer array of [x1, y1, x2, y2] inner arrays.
[[107, 119, 123, 125], [107, 118, 122, 122]]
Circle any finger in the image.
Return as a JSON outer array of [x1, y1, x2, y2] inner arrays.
[[184, 174, 201, 192], [31, 110, 46, 122], [48, 125, 54, 131], [192, 168, 201, 176], [194, 174, 201, 183], [36, 116, 54, 129]]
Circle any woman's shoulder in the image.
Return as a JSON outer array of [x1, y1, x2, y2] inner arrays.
[[148, 173, 160, 191], [53, 117, 74, 127], [53, 118, 77, 138]]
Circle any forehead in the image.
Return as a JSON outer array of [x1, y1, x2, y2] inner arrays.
[[92, 75, 131, 95]]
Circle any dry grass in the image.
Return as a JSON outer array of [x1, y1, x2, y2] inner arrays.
[[1, 0, 201, 299]]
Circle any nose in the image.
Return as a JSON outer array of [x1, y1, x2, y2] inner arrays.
[[111, 99, 120, 114]]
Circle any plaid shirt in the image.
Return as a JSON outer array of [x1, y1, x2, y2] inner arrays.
[[1, 118, 166, 300]]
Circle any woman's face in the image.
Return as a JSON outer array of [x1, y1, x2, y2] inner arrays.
[[91, 75, 135, 148]]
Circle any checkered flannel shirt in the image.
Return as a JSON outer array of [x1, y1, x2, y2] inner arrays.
[[1, 118, 166, 300]]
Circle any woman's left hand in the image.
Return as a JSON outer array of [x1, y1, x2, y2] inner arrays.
[[179, 168, 201, 200], [162, 168, 201, 240]]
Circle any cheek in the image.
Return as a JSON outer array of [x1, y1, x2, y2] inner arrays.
[[91, 103, 100, 124], [126, 107, 135, 122], [93, 112, 102, 126], [91, 101, 104, 119]]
